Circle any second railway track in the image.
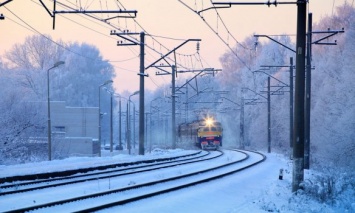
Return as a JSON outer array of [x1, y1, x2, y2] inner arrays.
[[1, 149, 263, 213], [0, 150, 216, 196]]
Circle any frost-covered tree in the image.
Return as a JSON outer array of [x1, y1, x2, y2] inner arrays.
[[0, 61, 46, 164], [310, 4, 355, 168], [52, 42, 115, 107], [0, 35, 115, 164], [216, 4, 355, 170], [217, 34, 293, 150]]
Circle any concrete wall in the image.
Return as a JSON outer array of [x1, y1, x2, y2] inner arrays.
[[51, 101, 99, 139], [49, 101, 100, 157], [54, 137, 100, 158]]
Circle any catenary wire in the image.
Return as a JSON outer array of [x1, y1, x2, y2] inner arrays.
[[177, 0, 252, 71]]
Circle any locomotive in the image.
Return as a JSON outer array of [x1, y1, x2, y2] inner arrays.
[[178, 117, 223, 150]]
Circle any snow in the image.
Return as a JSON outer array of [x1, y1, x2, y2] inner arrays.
[[0, 148, 197, 178], [0, 149, 354, 213]]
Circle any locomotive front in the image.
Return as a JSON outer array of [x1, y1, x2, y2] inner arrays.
[[197, 117, 223, 150]]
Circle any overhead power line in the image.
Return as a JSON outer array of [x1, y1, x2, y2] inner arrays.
[[178, 0, 252, 71], [4, 3, 141, 69], [3, 6, 99, 62], [4, 0, 211, 90]]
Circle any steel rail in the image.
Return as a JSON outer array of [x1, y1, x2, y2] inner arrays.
[[0, 150, 202, 184], [2, 150, 260, 213], [0, 151, 213, 195]]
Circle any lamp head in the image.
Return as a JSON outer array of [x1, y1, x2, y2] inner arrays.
[[54, 61, 65, 67], [104, 80, 113, 85]]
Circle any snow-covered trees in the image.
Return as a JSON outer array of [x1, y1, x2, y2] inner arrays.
[[208, 5, 355, 206], [0, 35, 114, 164], [53, 42, 115, 107], [310, 4, 355, 168], [216, 4, 355, 169]]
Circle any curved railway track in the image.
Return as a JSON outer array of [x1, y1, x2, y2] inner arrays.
[[1, 149, 264, 213], [0, 150, 221, 196], [0, 150, 204, 184]]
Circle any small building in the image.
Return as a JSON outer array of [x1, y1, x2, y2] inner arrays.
[[50, 101, 99, 158]]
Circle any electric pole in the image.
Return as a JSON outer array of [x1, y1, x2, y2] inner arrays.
[[138, 32, 145, 155], [172, 65, 176, 148], [0, 0, 13, 13], [111, 31, 147, 155], [260, 59, 294, 149], [267, 77, 271, 153], [293, 0, 307, 192], [304, 13, 344, 169], [146, 39, 203, 149], [304, 13, 312, 170], [290, 58, 294, 149], [38, 0, 137, 29]]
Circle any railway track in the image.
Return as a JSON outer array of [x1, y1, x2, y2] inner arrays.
[[0, 150, 213, 196], [1, 149, 263, 213], [0, 150, 204, 184]]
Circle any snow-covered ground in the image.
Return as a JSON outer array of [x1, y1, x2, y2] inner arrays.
[[0, 149, 353, 213]]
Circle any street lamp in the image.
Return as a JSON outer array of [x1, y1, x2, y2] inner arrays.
[[112, 93, 130, 151], [107, 91, 125, 152], [114, 94, 124, 151], [128, 91, 139, 154], [150, 97, 163, 152], [47, 61, 65, 161], [98, 80, 113, 157]]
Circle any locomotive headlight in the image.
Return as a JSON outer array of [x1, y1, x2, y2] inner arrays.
[[205, 117, 213, 127]]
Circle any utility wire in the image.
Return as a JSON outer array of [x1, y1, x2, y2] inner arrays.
[[58, 0, 139, 57], [208, 0, 252, 51], [115, 0, 201, 70], [29, 0, 140, 64], [147, 34, 188, 41], [7, 0, 206, 89], [3, 6, 99, 62], [178, 0, 252, 71], [59, 0, 198, 73], [51, 0, 171, 82], [6, 1, 141, 67]]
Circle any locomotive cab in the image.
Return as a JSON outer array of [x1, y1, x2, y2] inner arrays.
[[177, 116, 223, 150], [197, 118, 223, 150]]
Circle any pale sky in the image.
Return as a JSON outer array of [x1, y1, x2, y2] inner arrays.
[[0, 0, 350, 93]]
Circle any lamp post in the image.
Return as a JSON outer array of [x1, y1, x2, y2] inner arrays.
[[98, 80, 113, 157], [114, 93, 130, 151], [128, 91, 139, 154], [114, 94, 123, 151], [150, 97, 163, 152], [115, 94, 131, 151], [47, 61, 65, 161], [106, 91, 126, 152]]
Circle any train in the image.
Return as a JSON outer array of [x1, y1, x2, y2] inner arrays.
[[178, 117, 223, 150]]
